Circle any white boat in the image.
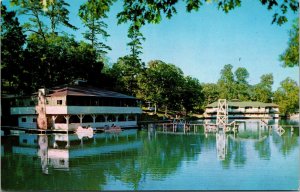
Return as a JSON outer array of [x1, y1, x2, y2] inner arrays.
[[76, 126, 94, 139]]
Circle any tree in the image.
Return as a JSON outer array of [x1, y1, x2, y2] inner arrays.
[[116, 0, 298, 26], [11, 0, 77, 40], [217, 64, 235, 99], [127, 26, 145, 58], [45, 0, 77, 34], [137, 60, 185, 114], [201, 83, 220, 109], [110, 56, 144, 95], [280, 18, 299, 67], [274, 78, 299, 116], [235, 67, 249, 84], [117, 1, 146, 58], [234, 67, 250, 100], [180, 76, 203, 114], [1, 4, 26, 94], [251, 73, 274, 102], [11, 0, 47, 41], [78, 0, 115, 56], [21, 34, 103, 93]]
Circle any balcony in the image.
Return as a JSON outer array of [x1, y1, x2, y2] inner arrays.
[[10, 107, 36, 115]]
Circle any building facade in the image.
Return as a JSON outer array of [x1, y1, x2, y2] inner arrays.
[[204, 101, 279, 119], [10, 85, 142, 130]]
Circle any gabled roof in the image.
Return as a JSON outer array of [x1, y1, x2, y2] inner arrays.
[[47, 85, 137, 99], [206, 101, 278, 108]]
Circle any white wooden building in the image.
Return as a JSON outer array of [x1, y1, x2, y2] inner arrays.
[[204, 101, 279, 119], [10, 85, 142, 130]]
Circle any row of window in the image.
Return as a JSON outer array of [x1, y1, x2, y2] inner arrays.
[[21, 118, 36, 123], [13, 97, 139, 107]]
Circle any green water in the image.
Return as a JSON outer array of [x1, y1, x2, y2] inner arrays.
[[1, 120, 299, 190]]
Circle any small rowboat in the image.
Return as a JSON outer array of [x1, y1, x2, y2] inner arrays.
[[76, 126, 94, 139], [104, 125, 122, 133]]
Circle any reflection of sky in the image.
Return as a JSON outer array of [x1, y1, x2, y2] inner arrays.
[[103, 136, 299, 190]]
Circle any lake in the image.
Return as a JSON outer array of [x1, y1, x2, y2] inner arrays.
[[1, 119, 299, 190]]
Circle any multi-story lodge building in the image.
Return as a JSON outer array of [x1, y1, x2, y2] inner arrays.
[[10, 84, 142, 130], [204, 101, 279, 119]]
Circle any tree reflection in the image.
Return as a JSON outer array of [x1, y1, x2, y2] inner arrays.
[[272, 128, 299, 157], [105, 131, 202, 189], [254, 137, 271, 160], [221, 137, 247, 168]]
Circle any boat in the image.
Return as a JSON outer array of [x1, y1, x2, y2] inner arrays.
[[104, 125, 122, 133], [76, 126, 94, 139]]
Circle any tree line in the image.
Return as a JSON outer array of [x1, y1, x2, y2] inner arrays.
[[1, 0, 298, 117]]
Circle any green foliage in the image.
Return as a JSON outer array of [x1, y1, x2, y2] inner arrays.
[[110, 55, 144, 95], [235, 67, 249, 84], [11, 0, 47, 40], [201, 83, 220, 109], [10, 0, 77, 40], [115, 0, 298, 46], [280, 18, 299, 67], [1, 4, 26, 94], [117, 0, 146, 58], [116, 0, 297, 26], [20, 34, 103, 93], [180, 76, 204, 113], [234, 67, 250, 100], [274, 78, 299, 116], [45, 0, 77, 33], [127, 26, 145, 58], [251, 74, 274, 103], [137, 60, 186, 112], [78, 0, 115, 56], [217, 64, 235, 99]]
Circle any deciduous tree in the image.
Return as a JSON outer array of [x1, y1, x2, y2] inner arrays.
[[280, 18, 299, 67], [274, 78, 299, 116], [1, 4, 26, 94], [251, 73, 274, 103]]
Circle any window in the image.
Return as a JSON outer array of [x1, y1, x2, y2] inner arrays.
[[59, 159, 65, 165], [22, 118, 26, 122], [57, 100, 63, 105], [33, 118, 37, 122], [23, 139, 27, 144]]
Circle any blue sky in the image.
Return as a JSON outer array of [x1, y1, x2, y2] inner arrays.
[[6, 0, 298, 90]]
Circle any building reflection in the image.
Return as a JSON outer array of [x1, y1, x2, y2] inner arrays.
[[216, 132, 226, 160], [213, 119, 277, 162], [1, 119, 298, 190]]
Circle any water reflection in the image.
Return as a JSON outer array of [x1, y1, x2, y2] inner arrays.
[[1, 119, 299, 190]]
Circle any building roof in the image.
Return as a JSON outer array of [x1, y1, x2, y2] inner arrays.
[[47, 85, 137, 99], [206, 101, 278, 108]]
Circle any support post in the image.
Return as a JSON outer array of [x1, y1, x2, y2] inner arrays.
[[91, 114, 96, 124], [51, 115, 57, 129], [64, 115, 70, 131], [77, 114, 84, 125]]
